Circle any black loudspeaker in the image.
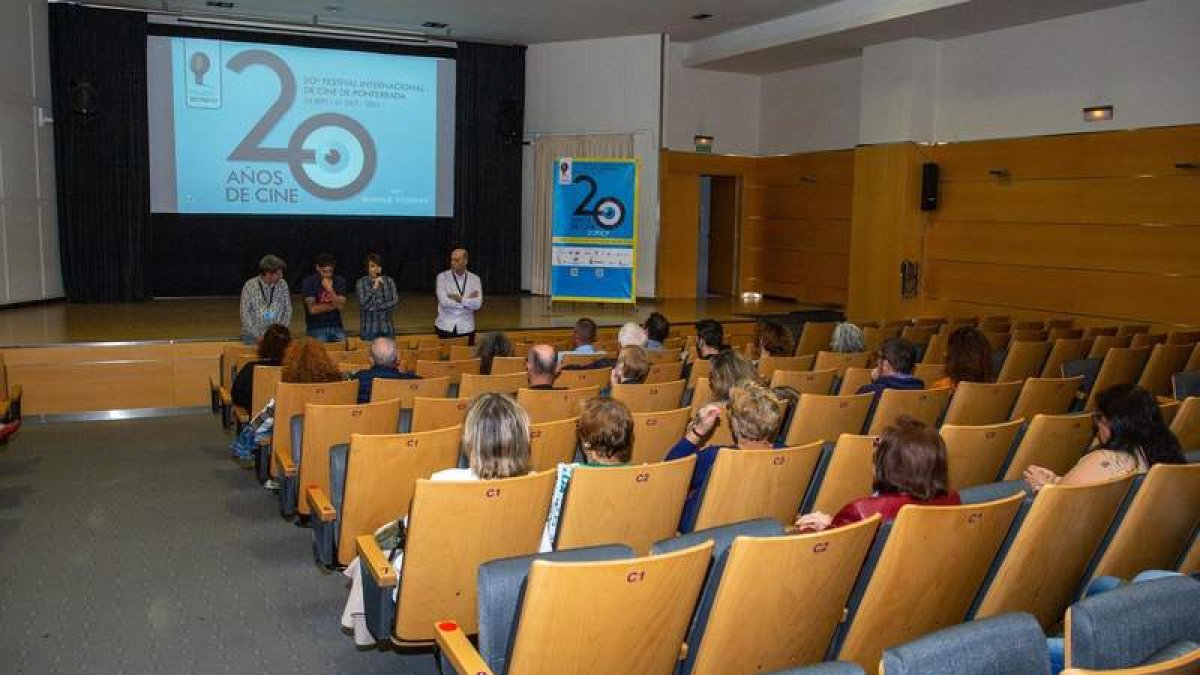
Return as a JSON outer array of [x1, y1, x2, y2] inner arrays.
[[498, 100, 522, 146], [920, 162, 939, 211], [69, 79, 99, 117]]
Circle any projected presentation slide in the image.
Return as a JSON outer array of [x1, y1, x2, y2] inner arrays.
[[147, 36, 456, 216]]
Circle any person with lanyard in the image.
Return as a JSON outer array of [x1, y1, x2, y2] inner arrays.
[[434, 247, 482, 343], [239, 254, 292, 345]]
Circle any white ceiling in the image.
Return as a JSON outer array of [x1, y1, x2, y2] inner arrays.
[[83, 0, 1149, 73]]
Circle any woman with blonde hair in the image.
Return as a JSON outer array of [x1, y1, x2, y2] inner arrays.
[[611, 345, 651, 385], [340, 393, 531, 644], [666, 383, 786, 532]]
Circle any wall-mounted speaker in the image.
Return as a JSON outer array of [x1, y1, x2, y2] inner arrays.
[[920, 162, 939, 211], [69, 79, 99, 117], [498, 99, 522, 146]]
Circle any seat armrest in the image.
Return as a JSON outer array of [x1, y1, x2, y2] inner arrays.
[[273, 447, 298, 478], [305, 485, 337, 522], [357, 535, 398, 587], [435, 620, 493, 675], [218, 387, 233, 406]]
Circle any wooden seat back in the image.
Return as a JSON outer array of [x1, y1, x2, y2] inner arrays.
[[974, 474, 1135, 628], [866, 387, 952, 435], [1180, 534, 1200, 575], [630, 407, 689, 465], [555, 457, 695, 555], [1010, 376, 1084, 421], [370, 376, 450, 407], [794, 321, 838, 357], [411, 397, 472, 432], [1158, 399, 1181, 426], [1167, 329, 1200, 345], [249, 365, 281, 415], [1002, 412, 1094, 480], [517, 386, 601, 424], [221, 345, 257, 390], [489, 356, 527, 375], [610, 379, 686, 413], [1089, 463, 1200, 582], [415, 358, 481, 385], [1049, 327, 1085, 342], [690, 377, 715, 414], [838, 367, 875, 395], [759, 355, 815, 381], [270, 380, 359, 475], [836, 494, 1025, 675], [810, 434, 877, 514], [458, 371, 527, 399], [982, 331, 1012, 353], [1087, 334, 1133, 359], [686, 357, 712, 389], [1130, 333, 1167, 349], [529, 417, 579, 472], [1136, 343, 1195, 397], [813, 351, 871, 377], [862, 327, 900, 357], [690, 517, 882, 675], [644, 360, 684, 384], [447, 344, 474, 361], [913, 363, 947, 384], [398, 346, 440, 372], [560, 351, 609, 368], [1013, 320, 1045, 331], [1013, 329, 1050, 342], [922, 332, 949, 364], [785, 393, 874, 447], [295, 398, 401, 515], [1170, 397, 1199, 450], [335, 426, 462, 566], [644, 348, 680, 365], [395, 470, 556, 642], [503, 541, 713, 675], [1083, 326, 1119, 339], [900, 325, 938, 347], [997, 340, 1053, 383], [943, 380, 1024, 426], [1084, 347, 1151, 411], [1186, 344, 1200, 374], [554, 367, 611, 390], [1117, 323, 1151, 336], [692, 442, 824, 531], [941, 419, 1024, 490], [1042, 338, 1089, 378], [770, 368, 837, 395]]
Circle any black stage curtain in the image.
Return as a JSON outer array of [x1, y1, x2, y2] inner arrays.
[[48, 6, 525, 301]]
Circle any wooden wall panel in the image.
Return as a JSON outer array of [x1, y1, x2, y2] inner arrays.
[[922, 124, 1200, 328]]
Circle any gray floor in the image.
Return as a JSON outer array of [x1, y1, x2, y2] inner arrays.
[[0, 414, 439, 675]]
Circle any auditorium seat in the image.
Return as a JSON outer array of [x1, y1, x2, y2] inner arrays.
[[434, 541, 712, 675], [805, 434, 876, 515], [309, 425, 461, 567], [457, 371, 526, 399], [560, 351, 609, 368], [370, 376, 450, 431], [1167, 329, 1200, 346], [1042, 338, 1090, 377], [901, 325, 938, 348], [941, 420, 1024, 490], [516, 386, 600, 424], [1136, 343, 1196, 397], [1170, 397, 1199, 450], [982, 331, 1012, 354], [528, 417, 579, 471], [553, 457, 694, 554], [837, 367, 874, 395], [922, 332, 949, 364], [912, 363, 947, 385], [832, 494, 1025, 675], [1013, 320, 1046, 332], [398, 346, 440, 371], [881, 613, 1050, 675], [691, 442, 823, 531], [446, 344, 473, 361], [785, 393, 874, 447], [686, 357, 712, 390], [690, 376, 715, 413], [862, 327, 900, 357], [760, 354, 816, 380], [996, 340, 1053, 383], [1000, 413, 1094, 480], [263, 380, 358, 487], [611, 379, 686, 412], [1083, 347, 1152, 411], [415, 357, 481, 387], [554, 367, 610, 390], [1062, 650, 1200, 674], [771, 368, 838, 395], [1062, 576, 1200, 672], [1083, 326, 1120, 340], [794, 321, 838, 357], [943, 381, 1024, 426], [1045, 319, 1076, 330], [1130, 333, 1167, 350], [1087, 335, 1134, 360], [1118, 324, 1152, 337], [644, 360, 684, 383], [865, 387, 952, 435], [1049, 327, 1086, 341], [970, 475, 1135, 628], [1009, 376, 1084, 422], [359, 470, 555, 645], [488, 355, 526, 375], [814, 351, 871, 377], [630, 407, 689, 465], [410, 396, 471, 432], [232, 364, 281, 428]]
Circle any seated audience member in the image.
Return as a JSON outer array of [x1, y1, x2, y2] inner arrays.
[[541, 396, 634, 550], [352, 338, 418, 404], [525, 344, 561, 389], [340, 392, 532, 645], [617, 322, 649, 348], [709, 350, 762, 403], [857, 338, 924, 398], [755, 319, 794, 358], [695, 319, 726, 359], [231, 323, 291, 411], [644, 312, 670, 350], [611, 346, 651, 385], [474, 331, 514, 375], [795, 416, 959, 532], [830, 322, 866, 353], [565, 318, 599, 355], [933, 326, 992, 391], [1024, 384, 1184, 490], [666, 383, 785, 532]]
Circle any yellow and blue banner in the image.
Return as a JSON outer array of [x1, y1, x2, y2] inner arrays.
[[550, 157, 638, 303]]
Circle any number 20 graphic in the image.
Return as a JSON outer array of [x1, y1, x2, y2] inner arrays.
[[571, 174, 626, 230], [225, 50, 378, 200]]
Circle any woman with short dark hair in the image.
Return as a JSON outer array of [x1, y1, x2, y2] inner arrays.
[[473, 331, 514, 375], [934, 326, 992, 390], [231, 323, 291, 411]]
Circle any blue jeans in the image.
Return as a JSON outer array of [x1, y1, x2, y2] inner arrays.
[[307, 326, 346, 343]]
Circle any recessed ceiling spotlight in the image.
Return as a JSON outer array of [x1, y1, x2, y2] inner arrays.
[[422, 21, 448, 29], [324, 4, 342, 12], [205, 1, 235, 7], [690, 13, 714, 20]]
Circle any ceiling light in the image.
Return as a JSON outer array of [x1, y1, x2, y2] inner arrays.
[[690, 13, 713, 20], [205, 1, 234, 8], [1083, 105, 1113, 122], [324, 5, 342, 12], [422, 21, 448, 29]]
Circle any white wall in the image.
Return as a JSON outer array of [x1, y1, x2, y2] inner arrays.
[[521, 34, 663, 296], [663, 41, 761, 155], [936, 0, 1200, 141], [859, 39, 938, 145], [759, 56, 861, 154], [0, 0, 61, 304]]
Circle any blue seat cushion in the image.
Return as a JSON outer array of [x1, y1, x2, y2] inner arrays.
[[882, 613, 1050, 675], [1069, 576, 1200, 669]]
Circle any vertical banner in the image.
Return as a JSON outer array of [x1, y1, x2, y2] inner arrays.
[[550, 157, 638, 303]]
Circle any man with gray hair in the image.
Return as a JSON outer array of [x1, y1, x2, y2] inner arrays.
[[525, 344, 561, 389], [617, 322, 648, 348], [239, 254, 292, 344], [351, 337, 419, 403]]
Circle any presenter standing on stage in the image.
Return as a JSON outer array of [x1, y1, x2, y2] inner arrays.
[[239, 254, 292, 344], [356, 253, 398, 340], [302, 253, 347, 343], [435, 247, 482, 343]]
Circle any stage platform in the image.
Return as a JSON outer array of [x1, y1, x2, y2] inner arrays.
[[0, 294, 835, 417]]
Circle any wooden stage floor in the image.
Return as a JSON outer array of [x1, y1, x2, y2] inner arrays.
[[0, 294, 828, 346]]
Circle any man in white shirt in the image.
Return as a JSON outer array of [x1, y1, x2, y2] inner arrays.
[[434, 247, 483, 342]]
